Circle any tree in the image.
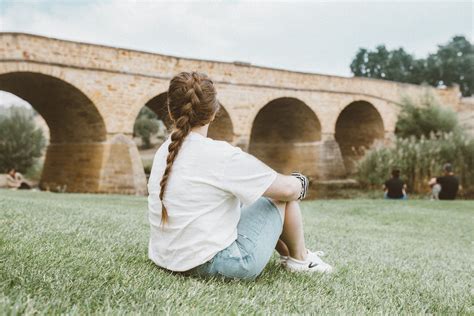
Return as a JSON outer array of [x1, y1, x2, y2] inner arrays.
[[395, 94, 460, 139], [350, 36, 473, 96], [133, 107, 160, 149], [137, 106, 159, 120], [350, 45, 420, 84], [0, 107, 46, 173], [425, 36, 473, 96]]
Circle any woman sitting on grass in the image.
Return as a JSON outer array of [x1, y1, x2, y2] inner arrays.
[[147, 72, 333, 280]]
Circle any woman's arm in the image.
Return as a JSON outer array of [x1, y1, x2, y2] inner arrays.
[[263, 173, 302, 201]]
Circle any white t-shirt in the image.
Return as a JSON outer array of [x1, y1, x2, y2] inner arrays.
[[148, 131, 277, 271]]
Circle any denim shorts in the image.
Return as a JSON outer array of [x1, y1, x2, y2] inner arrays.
[[187, 197, 283, 280], [384, 192, 408, 200]]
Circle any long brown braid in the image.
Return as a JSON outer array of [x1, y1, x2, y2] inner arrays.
[[159, 72, 220, 225]]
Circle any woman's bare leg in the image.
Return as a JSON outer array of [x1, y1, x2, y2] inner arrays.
[[269, 199, 290, 256], [275, 239, 289, 256], [270, 199, 307, 261], [280, 201, 307, 260]]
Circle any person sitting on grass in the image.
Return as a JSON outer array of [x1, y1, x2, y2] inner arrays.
[[6, 168, 31, 190], [147, 72, 333, 281], [428, 163, 459, 200], [383, 169, 407, 200]]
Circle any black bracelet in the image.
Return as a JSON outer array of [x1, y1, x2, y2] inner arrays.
[[291, 172, 309, 200]]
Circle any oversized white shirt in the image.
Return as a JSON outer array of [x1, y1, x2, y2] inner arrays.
[[148, 131, 277, 271]]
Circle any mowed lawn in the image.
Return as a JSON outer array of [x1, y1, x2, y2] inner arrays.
[[0, 190, 472, 314]]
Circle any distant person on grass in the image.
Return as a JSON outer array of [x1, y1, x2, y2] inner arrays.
[[6, 168, 31, 190], [383, 169, 407, 200], [429, 163, 459, 200], [147, 72, 333, 281]]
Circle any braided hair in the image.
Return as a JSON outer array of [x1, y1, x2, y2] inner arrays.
[[160, 72, 220, 224]]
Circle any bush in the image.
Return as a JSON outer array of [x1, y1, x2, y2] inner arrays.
[[395, 94, 460, 139], [134, 117, 160, 149], [24, 160, 44, 182], [133, 107, 168, 149], [357, 132, 474, 193], [0, 107, 46, 173], [142, 159, 153, 175]]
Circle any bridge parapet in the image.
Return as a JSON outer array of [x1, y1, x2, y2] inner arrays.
[[0, 32, 461, 108]]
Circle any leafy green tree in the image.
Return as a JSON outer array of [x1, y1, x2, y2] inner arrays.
[[0, 107, 46, 173], [134, 107, 161, 149], [424, 36, 473, 96], [350, 36, 473, 96], [395, 94, 459, 139], [350, 45, 420, 84], [137, 107, 159, 120]]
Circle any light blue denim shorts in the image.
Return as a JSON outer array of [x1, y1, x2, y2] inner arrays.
[[187, 197, 283, 280]]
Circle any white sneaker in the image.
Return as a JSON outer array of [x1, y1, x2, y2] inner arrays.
[[284, 249, 333, 274], [279, 255, 289, 264], [280, 249, 318, 265], [279, 249, 324, 264]]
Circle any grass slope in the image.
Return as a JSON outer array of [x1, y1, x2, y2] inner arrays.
[[0, 190, 472, 314]]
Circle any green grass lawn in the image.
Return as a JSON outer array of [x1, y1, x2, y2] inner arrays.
[[1, 190, 472, 314]]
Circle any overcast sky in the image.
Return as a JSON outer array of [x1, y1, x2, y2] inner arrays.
[[0, 0, 472, 106]]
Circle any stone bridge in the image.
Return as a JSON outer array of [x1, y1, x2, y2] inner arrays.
[[0, 33, 462, 195]]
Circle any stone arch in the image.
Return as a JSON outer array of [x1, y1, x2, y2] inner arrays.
[[335, 100, 385, 173], [143, 93, 234, 142], [0, 72, 106, 143], [0, 71, 107, 192], [249, 97, 322, 177]]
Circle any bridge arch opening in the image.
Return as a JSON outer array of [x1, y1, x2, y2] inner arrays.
[[0, 71, 107, 192], [249, 97, 322, 177], [134, 92, 171, 152], [335, 100, 384, 173]]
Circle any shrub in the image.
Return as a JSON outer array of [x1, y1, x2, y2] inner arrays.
[[134, 117, 160, 149], [133, 107, 168, 149], [142, 159, 153, 175], [395, 93, 460, 139], [24, 161, 44, 182], [0, 107, 46, 173]]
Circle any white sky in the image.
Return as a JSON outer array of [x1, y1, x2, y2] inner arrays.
[[0, 0, 472, 107]]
